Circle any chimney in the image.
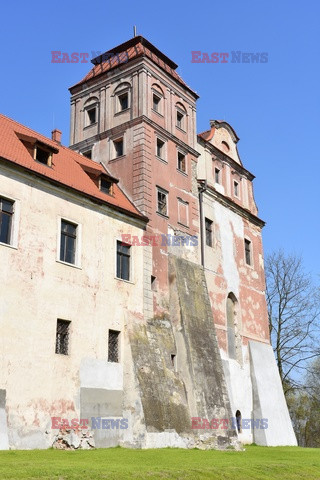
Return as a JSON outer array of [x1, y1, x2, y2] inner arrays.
[[51, 129, 62, 144]]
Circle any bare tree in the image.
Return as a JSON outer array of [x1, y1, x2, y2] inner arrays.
[[265, 250, 320, 395]]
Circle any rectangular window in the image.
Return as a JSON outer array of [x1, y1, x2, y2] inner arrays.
[[156, 138, 164, 159], [55, 320, 70, 355], [178, 199, 188, 226], [234, 181, 239, 197], [153, 94, 161, 112], [215, 168, 220, 184], [245, 239, 252, 265], [114, 139, 124, 157], [157, 188, 168, 216], [205, 218, 213, 247], [108, 329, 120, 362], [60, 220, 77, 264], [176, 111, 184, 129], [0, 197, 14, 245], [118, 92, 128, 111], [177, 152, 186, 172], [87, 107, 96, 125], [36, 147, 51, 166], [116, 240, 131, 281], [100, 177, 113, 195]]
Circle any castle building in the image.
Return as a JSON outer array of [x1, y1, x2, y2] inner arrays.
[[0, 36, 296, 449]]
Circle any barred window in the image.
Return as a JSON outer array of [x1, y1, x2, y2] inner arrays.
[[116, 241, 131, 281], [60, 220, 77, 264], [55, 320, 70, 355], [0, 197, 14, 245], [108, 330, 120, 362]]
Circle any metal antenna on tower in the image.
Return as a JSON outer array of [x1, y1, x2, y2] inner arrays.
[[133, 25, 137, 37]]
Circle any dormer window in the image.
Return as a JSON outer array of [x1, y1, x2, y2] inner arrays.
[[100, 176, 113, 195], [34, 144, 53, 167]]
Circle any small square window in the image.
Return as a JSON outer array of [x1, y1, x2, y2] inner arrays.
[[82, 150, 92, 159], [157, 188, 168, 216], [114, 139, 124, 157], [55, 320, 71, 355], [176, 110, 185, 129], [0, 197, 14, 245], [205, 218, 213, 247], [87, 107, 96, 125], [245, 239, 252, 266], [100, 177, 113, 195], [234, 181, 239, 197], [36, 147, 51, 166], [215, 168, 220, 184], [153, 94, 161, 112], [156, 138, 165, 159], [177, 152, 186, 173], [116, 240, 131, 281], [108, 329, 120, 362], [60, 220, 77, 264], [118, 92, 129, 111]]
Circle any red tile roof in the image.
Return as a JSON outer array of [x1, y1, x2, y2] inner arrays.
[[69, 36, 199, 99], [0, 113, 147, 221]]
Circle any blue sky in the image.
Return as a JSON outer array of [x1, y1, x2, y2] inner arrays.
[[1, 0, 319, 279]]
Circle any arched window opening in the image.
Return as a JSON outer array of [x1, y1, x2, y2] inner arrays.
[[227, 293, 237, 359]]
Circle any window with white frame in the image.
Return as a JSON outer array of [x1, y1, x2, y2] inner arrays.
[[84, 97, 99, 127], [176, 103, 187, 130], [114, 83, 131, 114], [116, 240, 131, 281], [157, 187, 168, 216], [177, 151, 186, 173], [0, 197, 14, 245], [60, 220, 77, 265], [151, 84, 164, 115]]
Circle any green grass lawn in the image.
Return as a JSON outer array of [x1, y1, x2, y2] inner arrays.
[[0, 445, 319, 480]]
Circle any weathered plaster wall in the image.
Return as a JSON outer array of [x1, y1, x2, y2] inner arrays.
[[0, 165, 145, 449]]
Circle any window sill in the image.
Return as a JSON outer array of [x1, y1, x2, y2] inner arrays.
[[156, 211, 169, 219], [156, 155, 168, 164], [83, 122, 98, 130], [115, 108, 130, 116], [177, 222, 189, 229], [0, 241, 17, 250], [56, 259, 82, 270], [114, 276, 134, 285], [177, 168, 188, 177], [109, 155, 125, 163], [152, 108, 164, 118], [176, 125, 186, 133]]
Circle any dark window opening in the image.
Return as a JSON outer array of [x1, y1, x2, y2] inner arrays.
[[157, 189, 168, 216], [234, 181, 239, 197], [215, 168, 220, 183], [157, 138, 164, 158], [55, 319, 70, 355], [87, 107, 96, 125], [60, 220, 77, 264], [108, 329, 120, 362], [178, 152, 186, 172], [116, 240, 130, 281], [236, 410, 242, 433], [153, 94, 161, 112], [100, 177, 112, 195], [171, 354, 176, 368], [205, 218, 213, 247], [83, 150, 92, 159], [114, 139, 124, 157], [118, 92, 128, 111], [36, 147, 51, 165], [0, 197, 14, 245], [176, 111, 184, 129], [245, 239, 252, 266], [151, 275, 157, 291]]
